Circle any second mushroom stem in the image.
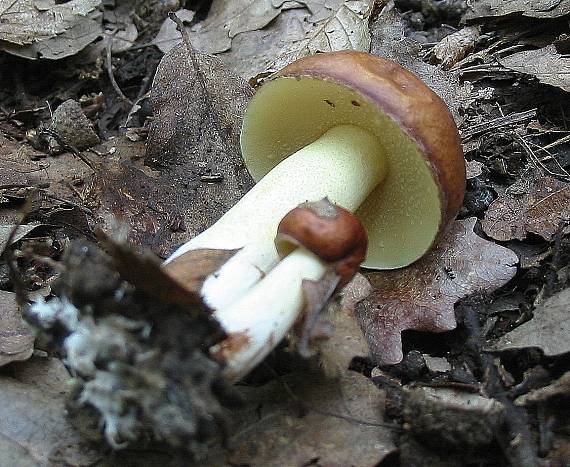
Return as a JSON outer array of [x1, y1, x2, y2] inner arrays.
[[166, 125, 387, 309], [211, 245, 328, 382]]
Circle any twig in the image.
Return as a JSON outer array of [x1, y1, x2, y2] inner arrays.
[[510, 132, 570, 181], [105, 33, 133, 107], [462, 307, 539, 467], [41, 191, 94, 216], [460, 109, 537, 140], [168, 12, 209, 100], [541, 133, 570, 151], [38, 127, 96, 171]]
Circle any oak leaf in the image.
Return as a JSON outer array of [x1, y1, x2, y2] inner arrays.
[[356, 218, 518, 365], [482, 175, 570, 242]]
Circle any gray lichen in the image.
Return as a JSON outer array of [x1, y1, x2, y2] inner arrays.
[[25, 241, 235, 455]]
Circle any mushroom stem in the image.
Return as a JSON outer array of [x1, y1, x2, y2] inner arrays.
[[211, 246, 328, 382], [166, 125, 387, 309]]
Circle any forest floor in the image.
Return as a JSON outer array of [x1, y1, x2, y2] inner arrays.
[[1, 1, 570, 466]]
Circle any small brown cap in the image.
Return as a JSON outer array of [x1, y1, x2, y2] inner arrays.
[[275, 198, 368, 286]]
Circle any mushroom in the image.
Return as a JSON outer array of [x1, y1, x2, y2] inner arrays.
[[206, 198, 368, 381], [165, 51, 465, 379]]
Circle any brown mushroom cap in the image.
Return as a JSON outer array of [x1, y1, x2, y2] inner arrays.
[[275, 199, 368, 286], [241, 51, 465, 269]]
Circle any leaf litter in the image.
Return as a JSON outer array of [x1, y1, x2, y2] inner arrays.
[[1, 0, 570, 464]]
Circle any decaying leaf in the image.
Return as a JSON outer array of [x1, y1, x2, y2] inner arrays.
[[0, 223, 41, 254], [357, 218, 518, 365], [0, 135, 48, 189], [319, 273, 372, 375], [155, 0, 374, 79], [218, 370, 395, 467], [102, 0, 139, 53], [486, 287, 570, 357], [93, 40, 253, 256], [271, 0, 375, 71], [100, 232, 235, 312], [0, 0, 103, 59], [499, 45, 570, 93], [404, 387, 504, 452], [430, 26, 480, 70], [165, 0, 297, 55], [91, 138, 177, 255], [10, 356, 71, 396], [482, 175, 570, 242], [0, 291, 34, 367], [297, 270, 340, 358], [145, 42, 254, 249], [0, 375, 101, 466], [464, 0, 570, 20]]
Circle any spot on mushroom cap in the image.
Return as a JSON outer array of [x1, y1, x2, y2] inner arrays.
[[241, 51, 465, 269]]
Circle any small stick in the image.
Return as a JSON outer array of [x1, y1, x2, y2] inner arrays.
[[105, 33, 134, 107]]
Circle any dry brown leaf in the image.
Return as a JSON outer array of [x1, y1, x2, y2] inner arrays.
[[94, 40, 253, 257], [164, 0, 294, 55], [357, 218, 518, 365], [100, 232, 234, 312], [319, 273, 373, 375], [215, 370, 395, 467], [0, 135, 48, 189], [482, 175, 570, 242], [0, 0, 102, 59], [0, 375, 101, 466], [271, 0, 375, 71], [464, 0, 570, 19], [0, 224, 41, 254], [91, 138, 176, 255], [499, 45, 570, 93], [10, 356, 70, 396], [155, 0, 373, 79], [430, 26, 480, 70], [0, 290, 34, 367], [486, 287, 570, 357], [145, 43, 254, 251]]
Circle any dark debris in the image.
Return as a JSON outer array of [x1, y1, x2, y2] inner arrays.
[[24, 241, 235, 456]]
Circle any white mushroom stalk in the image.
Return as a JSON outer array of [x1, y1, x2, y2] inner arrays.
[[167, 125, 387, 309]]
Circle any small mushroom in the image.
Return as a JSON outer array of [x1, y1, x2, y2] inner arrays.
[[275, 198, 367, 289], [212, 198, 367, 381], [166, 51, 465, 379]]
